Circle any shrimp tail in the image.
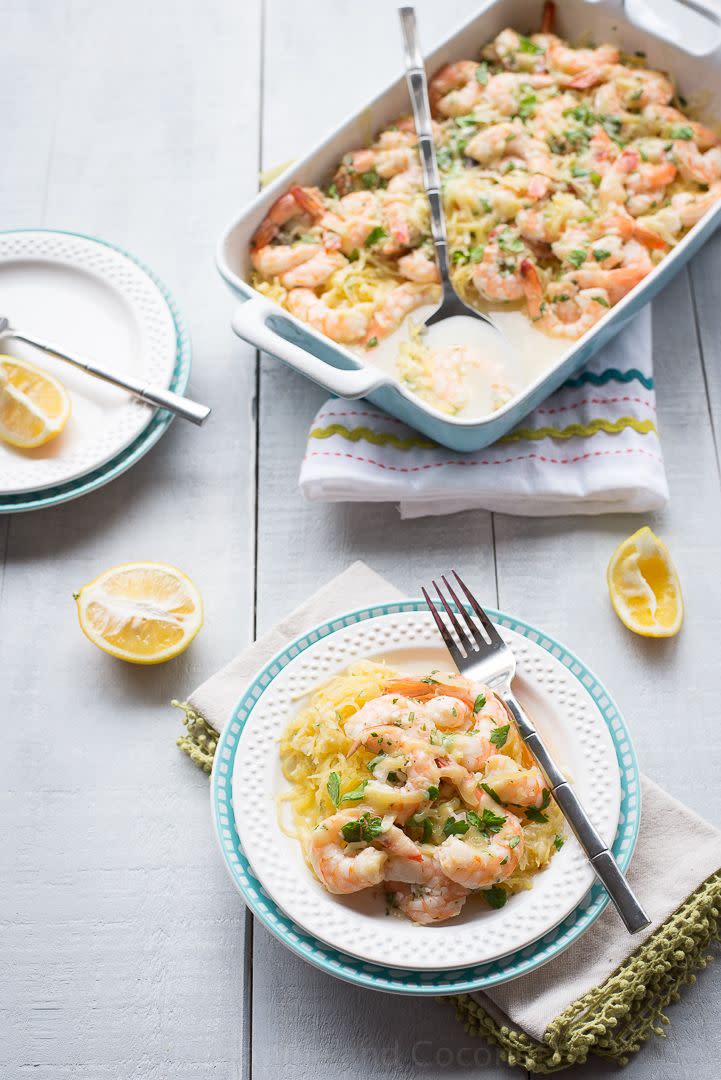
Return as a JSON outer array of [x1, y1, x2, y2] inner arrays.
[[541, 0, 555, 34]]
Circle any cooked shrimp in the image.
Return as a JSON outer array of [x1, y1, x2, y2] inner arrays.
[[421, 695, 473, 731], [482, 753, 546, 808], [643, 104, 719, 151], [625, 159, 678, 194], [309, 810, 421, 895], [364, 282, 439, 344], [521, 261, 610, 339], [429, 60, 481, 116], [517, 195, 588, 243], [250, 242, 321, 278], [547, 41, 619, 89], [386, 851, 469, 925], [278, 249, 347, 289], [466, 121, 555, 177], [615, 67, 674, 108], [286, 289, 368, 344], [397, 247, 440, 283], [671, 182, 721, 226], [319, 191, 382, 254], [565, 237, 653, 304], [344, 694, 423, 745], [482, 72, 554, 117], [251, 186, 326, 249], [595, 210, 669, 251], [437, 798, 524, 889], [383, 675, 478, 711], [471, 232, 529, 302], [443, 725, 496, 773], [673, 141, 721, 184], [487, 28, 552, 74]]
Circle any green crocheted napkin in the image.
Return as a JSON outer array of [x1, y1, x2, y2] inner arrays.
[[174, 562, 721, 1073]]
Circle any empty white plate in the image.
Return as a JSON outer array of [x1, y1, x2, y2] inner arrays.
[[0, 230, 178, 495]]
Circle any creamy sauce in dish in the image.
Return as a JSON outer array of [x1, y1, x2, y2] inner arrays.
[[353, 306, 566, 419]]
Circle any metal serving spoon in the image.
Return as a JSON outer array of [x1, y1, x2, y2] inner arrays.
[[0, 316, 211, 425], [398, 7, 521, 361]]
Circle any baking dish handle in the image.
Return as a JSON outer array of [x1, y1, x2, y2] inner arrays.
[[231, 297, 393, 399]]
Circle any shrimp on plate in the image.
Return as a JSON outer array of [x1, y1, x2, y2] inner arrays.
[[385, 851, 469, 925], [309, 809, 422, 895], [437, 797, 525, 889]]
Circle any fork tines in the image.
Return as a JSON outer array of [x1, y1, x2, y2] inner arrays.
[[422, 571, 502, 664]]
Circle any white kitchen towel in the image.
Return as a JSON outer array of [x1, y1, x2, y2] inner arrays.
[[299, 308, 669, 518], [184, 562, 721, 1051]]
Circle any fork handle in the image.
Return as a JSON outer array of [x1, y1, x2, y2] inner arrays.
[[503, 691, 650, 934], [398, 7, 451, 285]]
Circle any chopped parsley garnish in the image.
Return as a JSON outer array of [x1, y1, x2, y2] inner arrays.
[[367, 754, 385, 773], [601, 114, 624, 143], [568, 249, 587, 268], [525, 788, 551, 824], [571, 164, 588, 178], [455, 114, 479, 128], [479, 197, 493, 213], [518, 35, 542, 54], [498, 231, 525, 253], [340, 779, 368, 804], [490, 724, 510, 749], [517, 92, 537, 120], [347, 248, 359, 262], [593, 295, 610, 307], [360, 167, 380, 189], [553, 834, 565, 851], [590, 170, 602, 187], [468, 806, 507, 836], [593, 248, 611, 262], [366, 336, 378, 348], [482, 885, 508, 909], [326, 771, 340, 807], [408, 814, 433, 843], [427, 784, 440, 800], [442, 815, 470, 837], [327, 182, 338, 199], [475, 61, 489, 86], [669, 125, 693, 140], [420, 676, 440, 685], [508, 835, 520, 849], [481, 782, 504, 805], [341, 813, 383, 843], [364, 225, 388, 248], [563, 104, 596, 126], [473, 693, 487, 713]]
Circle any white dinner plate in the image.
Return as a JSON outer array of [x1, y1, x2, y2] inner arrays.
[[230, 608, 622, 972], [0, 231, 178, 495]]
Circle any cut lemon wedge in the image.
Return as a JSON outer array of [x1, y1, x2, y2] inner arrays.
[[607, 526, 683, 637], [0, 354, 71, 448], [76, 561, 204, 664]]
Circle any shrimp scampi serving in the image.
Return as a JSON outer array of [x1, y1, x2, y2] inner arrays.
[[250, 2, 721, 418], [279, 661, 565, 925]]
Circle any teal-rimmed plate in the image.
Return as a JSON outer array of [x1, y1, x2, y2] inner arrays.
[[211, 601, 641, 994], [0, 229, 190, 513]]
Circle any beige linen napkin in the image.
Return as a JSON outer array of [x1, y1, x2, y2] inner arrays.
[[179, 562, 721, 1069]]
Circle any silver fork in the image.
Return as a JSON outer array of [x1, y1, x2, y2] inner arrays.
[[423, 571, 650, 934]]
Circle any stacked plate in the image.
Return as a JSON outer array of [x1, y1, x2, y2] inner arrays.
[[0, 230, 191, 513], [211, 600, 641, 994]]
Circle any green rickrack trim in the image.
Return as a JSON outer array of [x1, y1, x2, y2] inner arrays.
[[174, 703, 720, 1072], [501, 416, 657, 444], [309, 423, 437, 451], [563, 367, 654, 391], [308, 416, 656, 453]]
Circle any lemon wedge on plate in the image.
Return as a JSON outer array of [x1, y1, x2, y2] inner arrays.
[[0, 354, 71, 449], [607, 526, 683, 637], [76, 561, 204, 664]]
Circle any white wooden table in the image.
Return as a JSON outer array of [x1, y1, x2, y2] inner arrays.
[[3, 1, 720, 1076]]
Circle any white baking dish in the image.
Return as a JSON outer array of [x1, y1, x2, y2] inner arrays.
[[217, 0, 721, 452]]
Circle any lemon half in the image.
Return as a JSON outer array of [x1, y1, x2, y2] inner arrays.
[[607, 526, 683, 637], [76, 561, 204, 664], [0, 354, 71, 449]]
